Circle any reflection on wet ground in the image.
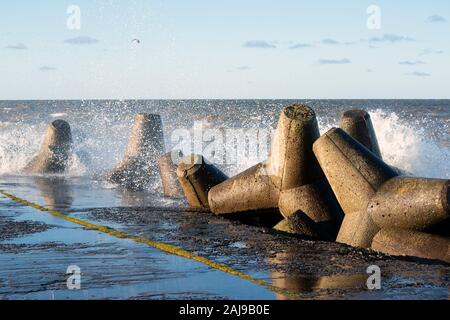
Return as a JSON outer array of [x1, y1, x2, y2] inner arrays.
[[0, 176, 449, 300], [33, 177, 74, 209], [0, 197, 273, 300]]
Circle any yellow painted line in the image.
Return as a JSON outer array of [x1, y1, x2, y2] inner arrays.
[[0, 190, 300, 299]]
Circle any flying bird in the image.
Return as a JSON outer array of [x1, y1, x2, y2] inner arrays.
[[132, 38, 141, 44]]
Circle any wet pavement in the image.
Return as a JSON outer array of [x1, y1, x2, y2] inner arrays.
[[0, 176, 449, 300]]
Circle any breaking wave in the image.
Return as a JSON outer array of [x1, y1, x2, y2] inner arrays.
[[0, 102, 448, 181]]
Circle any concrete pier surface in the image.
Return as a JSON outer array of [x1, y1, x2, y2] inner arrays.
[[0, 175, 449, 300]]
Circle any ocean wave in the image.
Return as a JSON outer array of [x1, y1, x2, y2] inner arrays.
[[0, 105, 448, 181]]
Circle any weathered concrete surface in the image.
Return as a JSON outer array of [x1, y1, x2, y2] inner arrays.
[[208, 163, 280, 214], [0, 197, 273, 300], [85, 205, 450, 299], [1, 200, 449, 299], [313, 128, 398, 248], [278, 179, 343, 238], [273, 211, 333, 240], [24, 120, 73, 174], [209, 104, 323, 215], [369, 177, 450, 232], [177, 154, 228, 209], [108, 114, 165, 190], [372, 229, 450, 263], [1, 176, 450, 300], [266, 104, 324, 190], [0, 216, 51, 241], [339, 109, 382, 158], [158, 150, 184, 198]]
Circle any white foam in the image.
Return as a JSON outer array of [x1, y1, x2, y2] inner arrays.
[[317, 109, 449, 179], [370, 109, 450, 179], [50, 113, 68, 118], [0, 122, 41, 175]]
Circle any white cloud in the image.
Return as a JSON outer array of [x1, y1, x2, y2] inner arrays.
[[318, 58, 351, 65], [399, 60, 425, 66], [426, 15, 447, 23], [369, 34, 415, 44], [419, 49, 444, 56], [407, 71, 431, 77], [6, 43, 28, 50], [242, 41, 276, 48], [289, 43, 312, 49], [322, 38, 340, 45]]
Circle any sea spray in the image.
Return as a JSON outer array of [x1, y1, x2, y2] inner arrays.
[[0, 101, 448, 184], [370, 109, 450, 179]]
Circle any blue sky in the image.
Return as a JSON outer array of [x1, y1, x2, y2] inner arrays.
[[0, 0, 449, 99]]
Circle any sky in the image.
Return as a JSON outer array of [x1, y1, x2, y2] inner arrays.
[[0, 0, 449, 99]]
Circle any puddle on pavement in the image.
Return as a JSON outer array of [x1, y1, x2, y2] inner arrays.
[[0, 196, 276, 300]]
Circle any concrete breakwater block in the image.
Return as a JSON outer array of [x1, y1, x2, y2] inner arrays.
[[208, 162, 280, 214], [24, 120, 73, 174], [208, 104, 324, 215], [369, 177, 450, 232], [226, 209, 283, 229], [278, 179, 343, 238], [313, 128, 398, 248], [107, 113, 165, 190], [339, 109, 382, 158], [372, 229, 450, 263], [274, 211, 334, 240], [177, 154, 228, 209], [266, 104, 324, 190], [158, 150, 184, 197]]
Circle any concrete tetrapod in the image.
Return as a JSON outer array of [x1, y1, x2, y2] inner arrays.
[[266, 104, 324, 189], [274, 211, 334, 240], [339, 109, 382, 158], [108, 113, 165, 191], [278, 179, 344, 239], [177, 154, 228, 209], [369, 177, 450, 232], [313, 128, 398, 248], [24, 120, 73, 174], [158, 150, 184, 197], [208, 162, 280, 214], [208, 104, 323, 215], [372, 229, 450, 263]]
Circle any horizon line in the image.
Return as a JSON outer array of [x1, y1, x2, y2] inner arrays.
[[2, 98, 450, 101]]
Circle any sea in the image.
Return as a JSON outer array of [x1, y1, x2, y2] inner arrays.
[[0, 99, 449, 299], [0, 99, 448, 180]]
